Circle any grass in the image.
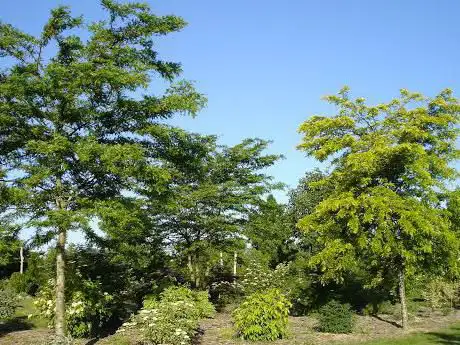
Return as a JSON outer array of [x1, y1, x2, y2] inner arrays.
[[0, 295, 48, 336], [354, 323, 460, 345], [14, 295, 48, 328]]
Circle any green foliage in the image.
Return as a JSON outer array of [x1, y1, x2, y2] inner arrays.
[[209, 280, 244, 310], [158, 286, 215, 319], [154, 135, 282, 288], [0, 288, 18, 320], [245, 195, 295, 267], [297, 88, 460, 329], [34, 278, 114, 337], [317, 300, 355, 334], [0, 0, 206, 336], [422, 277, 457, 311], [233, 288, 291, 341], [298, 88, 460, 281], [120, 286, 214, 345], [7, 272, 30, 294], [240, 261, 290, 296], [7, 264, 45, 296]]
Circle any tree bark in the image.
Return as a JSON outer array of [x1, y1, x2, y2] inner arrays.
[[399, 267, 408, 330], [188, 254, 195, 286], [19, 246, 24, 274], [54, 176, 67, 338], [55, 228, 66, 337], [233, 252, 237, 277], [220, 251, 223, 267], [194, 254, 200, 288]]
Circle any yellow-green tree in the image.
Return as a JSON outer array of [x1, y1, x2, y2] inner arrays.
[[297, 87, 460, 329]]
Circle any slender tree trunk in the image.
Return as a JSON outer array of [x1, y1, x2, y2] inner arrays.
[[19, 246, 24, 274], [194, 254, 200, 288], [233, 252, 237, 277], [399, 267, 408, 330], [188, 254, 195, 286], [55, 228, 66, 337], [220, 251, 223, 267], [54, 176, 67, 338]]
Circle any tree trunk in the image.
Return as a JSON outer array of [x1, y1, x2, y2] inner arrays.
[[220, 251, 223, 267], [233, 252, 237, 277], [55, 228, 66, 338], [188, 254, 195, 286], [399, 267, 408, 330], [54, 176, 67, 338], [19, 246, 24, 274], [194, 254, 200, 288]]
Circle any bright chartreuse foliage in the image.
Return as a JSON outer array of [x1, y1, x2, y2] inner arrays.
[[297, 87, 460, 327], [233, 288, 291, 341]]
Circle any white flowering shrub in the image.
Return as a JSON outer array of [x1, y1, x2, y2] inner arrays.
[[240, 261, 290, 295], [118, 286, 214, 345], [34, 279, 114, 337], [422, 278, 458, 311], [209, 280, 244, 309]]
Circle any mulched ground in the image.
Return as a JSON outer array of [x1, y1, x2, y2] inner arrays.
[[1, 310, 459, 345], [198, 310, 460, 345]]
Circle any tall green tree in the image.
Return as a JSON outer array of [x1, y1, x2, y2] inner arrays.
[[287, 169, 332, 254], [145, 134, 282, 286], [245, 194, 294, 267], [297, 87, 460, 329], [0, 0, 205, 337]]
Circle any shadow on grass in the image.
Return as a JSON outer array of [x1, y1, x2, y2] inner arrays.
[[0, 316, 33, 337], [372, 315, 402, 329], [427, 327, 460, 344]]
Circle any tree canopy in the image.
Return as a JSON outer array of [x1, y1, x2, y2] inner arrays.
[[297, 87, 460, 328]]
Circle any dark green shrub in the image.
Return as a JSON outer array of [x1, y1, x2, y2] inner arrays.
[[318, 300, 355, 334], [7, 272, 31, 294], [0, 288, 18, 320], [233, 288, 291, 341]]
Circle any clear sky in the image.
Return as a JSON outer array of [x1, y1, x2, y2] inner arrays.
[[2, 0, 460, 202]]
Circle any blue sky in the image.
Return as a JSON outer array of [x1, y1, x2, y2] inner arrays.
[[2, 0, 460, 202]]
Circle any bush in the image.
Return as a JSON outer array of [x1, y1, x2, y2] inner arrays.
[[233, 288, 291, 341], [158, 286, 215, 318], [209, 280, 244, 310], [318, 300, 355, 334], [422, 278, 457, 311], [7, 272, 29, 294], [0, 288, 18, 320], [240, 261, 290, 296], [34, 278, 114, 337], [119, 286, 215, 345]]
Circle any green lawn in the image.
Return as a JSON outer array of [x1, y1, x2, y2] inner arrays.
[[355, 323, 460, 345], [0, 295, 48, 336]]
